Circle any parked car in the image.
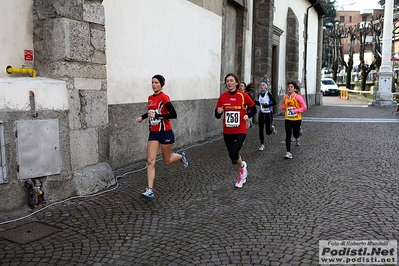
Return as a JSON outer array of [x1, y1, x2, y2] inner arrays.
[[321, 78, 340, 96]]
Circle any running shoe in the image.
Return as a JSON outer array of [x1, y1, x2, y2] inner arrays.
[[284, 152, 293, 159], [258, 144, 265, 151], [240, 161, 248, 179], [235, 177, 246, 188], [299, 127, 303, 136], [272, 126, 278, 135], [291, 135, 295, 142], [179, 150, 190, 168], [296, 139, 300, 146], [141, 187, 154, 199]]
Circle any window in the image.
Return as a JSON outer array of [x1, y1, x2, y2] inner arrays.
[[362, 15, 367, 21], [340, 16, 345, 23], [349, 16, 352, 23]]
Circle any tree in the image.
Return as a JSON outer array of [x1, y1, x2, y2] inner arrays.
[[357, 21, 373, 90], [369, 16, 383, 72], [322, 1, 338, 69], [378, 0, 399, 8], [323, 0, 337, 27], [338, 26, 356, 89]]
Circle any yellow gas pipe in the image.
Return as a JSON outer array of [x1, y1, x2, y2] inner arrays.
[[6, 65, 36, 78]]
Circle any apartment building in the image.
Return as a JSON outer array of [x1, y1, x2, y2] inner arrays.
[[336, 9, 384, 55]]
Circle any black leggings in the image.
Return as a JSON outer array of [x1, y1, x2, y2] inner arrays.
[[223, 134, 246, 165], [285, 120, 302, 152], [258, 112, 273, 144]]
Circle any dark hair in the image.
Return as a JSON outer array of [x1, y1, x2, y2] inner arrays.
[[240, 82, 246, 87], [224, 73, 240, 90], [152, 74, 165, 87], [288, 81, 299, 90], [245, 82, 255, 92]]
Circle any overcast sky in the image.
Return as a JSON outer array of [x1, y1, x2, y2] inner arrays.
[[335, 0, 382, 10]]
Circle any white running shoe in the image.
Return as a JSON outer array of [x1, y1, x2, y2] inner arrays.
[[239, 161, 248, 179], [258, 144, 265, 151], [141, 187, 155, 199], [235, 177, 246, 188], [284, 152, 293, 159], [296, 139, 300, 146], [179, 151, 190, 168], [291, 135, 295, 142], [272, 126, 277, 135]]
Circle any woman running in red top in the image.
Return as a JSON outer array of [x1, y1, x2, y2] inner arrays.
[[215, 73, 257, 188], [136, 74, 189, 199]]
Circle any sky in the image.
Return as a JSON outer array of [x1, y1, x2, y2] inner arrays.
[[335, 0, 383, 10]]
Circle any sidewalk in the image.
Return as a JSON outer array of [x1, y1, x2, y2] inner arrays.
[[323, 93, 372, 106], [1, 100, 399, 265]]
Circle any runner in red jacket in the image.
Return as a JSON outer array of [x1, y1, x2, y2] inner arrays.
[[215, 73, 257, 188]]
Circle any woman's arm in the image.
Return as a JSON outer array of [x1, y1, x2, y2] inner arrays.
[[279, 95, 287, 111], [155, 102, 177, 119], [293, 94, 307, 113], [246, 105, 257, 118], [268, 93, 277, 107]]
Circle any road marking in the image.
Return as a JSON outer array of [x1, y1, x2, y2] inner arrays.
[[322, 104, 370, 107], [274, 117, 399, 123]]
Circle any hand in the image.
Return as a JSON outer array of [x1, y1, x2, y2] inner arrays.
[[136, 117, 142, 123], [148, 110, 156, 118], [217, 107, 224, 114], [243, 115, 249, 121]]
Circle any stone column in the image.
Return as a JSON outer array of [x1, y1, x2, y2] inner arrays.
[[33, 0, 113, 195], [372, 0, 396, 107], [253, 0, 274, 86]]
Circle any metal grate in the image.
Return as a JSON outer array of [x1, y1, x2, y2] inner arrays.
[[0, 221, 60, 244]]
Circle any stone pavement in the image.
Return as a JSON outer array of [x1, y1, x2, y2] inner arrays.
[[1, 96, 399, 265]]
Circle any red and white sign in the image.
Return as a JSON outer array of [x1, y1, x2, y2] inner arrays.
[[24, 49, 33, 62]]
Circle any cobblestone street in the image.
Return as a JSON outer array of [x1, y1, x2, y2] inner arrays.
[[1, 96, 399, 265]]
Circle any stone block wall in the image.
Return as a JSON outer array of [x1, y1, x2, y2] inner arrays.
[[0, 0, 115, 212], [33, 0, 109, 172]]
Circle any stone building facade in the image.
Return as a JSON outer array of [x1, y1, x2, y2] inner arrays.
[[0, 0, 325, 212]]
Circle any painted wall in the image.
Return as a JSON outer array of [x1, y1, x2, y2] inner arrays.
[[103, 0, 224, 169], [273, 0, 319, 96], [0, 0, 34, 79], [242, 0, 254, 85], [104, 0, 222, 104]]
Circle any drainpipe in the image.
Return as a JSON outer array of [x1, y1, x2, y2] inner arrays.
[[304, 0, 319, 108], [6, 65, 37, 78]]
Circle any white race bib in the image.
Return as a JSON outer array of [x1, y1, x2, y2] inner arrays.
[[225, 111, 240, 127], [287, 107, 298, 118], [149, 110, 161, 125]]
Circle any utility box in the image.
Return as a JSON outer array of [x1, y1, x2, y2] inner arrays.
[[15, 119, 61, 180]]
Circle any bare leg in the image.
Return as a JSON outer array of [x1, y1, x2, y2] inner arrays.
[[146, 141, 160, 188], [160, 143, 182, 165]]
